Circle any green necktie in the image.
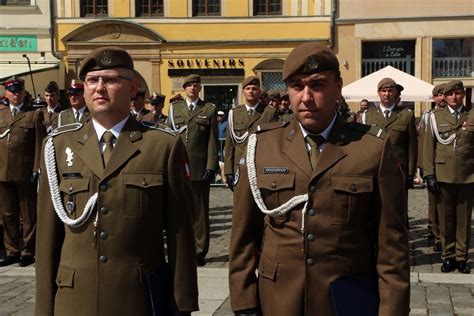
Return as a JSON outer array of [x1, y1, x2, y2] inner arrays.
[[305, 135, 325, 170], [248, 108, 254, 117], [102, 131, 115, 167]]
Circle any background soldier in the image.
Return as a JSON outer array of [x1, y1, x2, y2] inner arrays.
[[58, 80, 90, 126], [40, 81, 63, 133], [142, 92, 167, 124], [362, 77, 418, 191], [267, 89, 281, 110], [278, 91, 293, 122], [35, 46, 198, 315], [0, 77, 46, 267], [167, 74, 218, 266], [423, 80, 473, 274], [224, 76, 277, 190], [130, 89, 150, 121], [229, 43, 409, 316], [355, 99, 370, 123]]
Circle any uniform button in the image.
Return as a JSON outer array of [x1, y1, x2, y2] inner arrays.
[[271, 181, 277, 189], [100, 207, 108, 215], [307, 234, 316, 242], [68, 186, 73, 193], [350, 184, 357, 192], [142, 179, 148, 186], [99, 183, 108, 192], [309, 185, 316, 193], [99, 255, 108, 263], [308, 208, 316, 216], [100, 231, 108, 240], [306, 258, 314, 266]]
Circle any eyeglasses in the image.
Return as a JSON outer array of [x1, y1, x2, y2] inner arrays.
[[83, 75, 132, 87]]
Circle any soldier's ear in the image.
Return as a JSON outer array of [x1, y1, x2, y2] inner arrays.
[[130, 78, 139, 99]]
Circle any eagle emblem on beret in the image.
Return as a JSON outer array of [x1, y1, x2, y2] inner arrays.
[[100, 50, 112, 66], [304, 55, 319, 73]]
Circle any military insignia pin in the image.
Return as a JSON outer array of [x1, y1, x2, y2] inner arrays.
[[65, 147, 74, 167], [304, 55, 319, 73], [66, 201, 75, 214], [100, 50, 112, 66], [239, 157, 246, 165], [233, 168, 240, 186]]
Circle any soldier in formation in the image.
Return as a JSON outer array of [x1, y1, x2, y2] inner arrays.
[[58, 80, 90, 127]]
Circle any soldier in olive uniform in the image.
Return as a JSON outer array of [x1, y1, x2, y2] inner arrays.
[[224, 76, 277, 189], [142, 92, 167, 124], [39, 81, 63, 133], [362, 77, 418, 191], [58, 80, 90, 127], [418, 83, 447, 251], [130, 89, 150, 121], [278, 92, 293, 123], [423, 80, 473, 274], [167, 74, 218, 266], [35, 46, 198, 315], [267, 89, 281, 110], [0, 77, 46, 267], [229, 43, 409, 316]]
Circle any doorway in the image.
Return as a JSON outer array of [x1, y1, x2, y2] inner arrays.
[[203, 85, 238, 114]]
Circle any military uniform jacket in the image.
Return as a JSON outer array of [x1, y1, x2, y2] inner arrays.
[[57, 107, 91, 127], [40, 105, 62, 133], [423, 107, 474, 183], [35, 117, 199, 315], [142, 111, 168, 124], [0, 104, 46, 182], [364, 105, 418, 177], [224, 104, 277, 176], [229, 117, 409, 316], [167, 99, 218, 181], [133, 108, 151, 122]]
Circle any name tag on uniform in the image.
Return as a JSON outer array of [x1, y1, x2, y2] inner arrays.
[[197, 115, 208, 119], [62, 173, 82, 178], [263, 167, 289, 174]]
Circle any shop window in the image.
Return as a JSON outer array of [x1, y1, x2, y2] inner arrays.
[[136, 0, 163, 17], [0, 0, 30, 5], [192, 0, 220, 16], [362, 40, 415, 76], [262, 72, 285, 92], [254, 0, 282, 16], [80, 0, 108, 17], [433, 38, 473, 78]]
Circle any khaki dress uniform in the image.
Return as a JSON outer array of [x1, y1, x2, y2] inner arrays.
[[224, 103, 277, 178], [423, 107, 474, 262], [363, 105, 418, 183], [35, 117, 198, 315], [168, 99, 218, 259], [229, 116, 409, 315], [133, 108, 151, 122], [142, 111, 168, 124], [0, 104, 46, 258], [40, 105, 62, 134], [57, 107, 91, 127]]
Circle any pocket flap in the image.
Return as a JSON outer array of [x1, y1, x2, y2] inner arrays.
[[59, 178, 90, 194], [331, 175, 373, 193], [56, 265, 75, 287], [124, 173, 163, 188], [233, 122, 248, 131], [437, 125, 452, 133], [392, 125, 407, 132], [18, 122, 34, 129], [435, 157, 446, 164], [197, 118, 210, 125], [259, 254, 278, 281], [257, 173, 295, 191]]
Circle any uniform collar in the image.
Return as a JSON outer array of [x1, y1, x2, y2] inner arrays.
[[378, 102, 396, 113], [92, 115, 128, 141], [299, 111, 337, 142], [73, 105, 87, 115], [10, 103, 24, 112], [245, 102, 259, 112]]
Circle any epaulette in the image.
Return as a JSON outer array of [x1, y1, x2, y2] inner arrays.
[[48, 122, 83, 137], [255, 121, 288, 133], [206, 102, 216, 107], [348, 121, 386, 139], [141, 121, 176, 136]]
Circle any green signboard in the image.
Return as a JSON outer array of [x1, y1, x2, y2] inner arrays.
[[0, 35, 37, 52]]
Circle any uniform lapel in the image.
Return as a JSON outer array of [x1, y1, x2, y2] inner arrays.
[[76, 122, 104, 179], [175, 101, 189, 121], [188, 99, 205, 121], [282, 119, 312, 177], [383, 106, 401, 128]]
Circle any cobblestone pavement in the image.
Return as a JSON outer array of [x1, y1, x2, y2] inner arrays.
[[0, 186, 473, 315]]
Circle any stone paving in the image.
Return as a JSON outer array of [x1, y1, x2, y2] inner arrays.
[[0, 186, 473, 315]]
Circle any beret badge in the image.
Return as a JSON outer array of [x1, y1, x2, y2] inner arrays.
[[304, 55, 319, 73], [100, 50, 113, 66]]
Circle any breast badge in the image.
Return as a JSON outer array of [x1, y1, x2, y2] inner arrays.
[[65, 147, 74, 167]]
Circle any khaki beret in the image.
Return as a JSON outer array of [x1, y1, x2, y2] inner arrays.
[[377, 77, 397, 90], [3, 76, 24, 92], [443, 80, 464, 94], [432, 83, 446, 96], [280, 91, 289, 100], [283, 43, 339, 81], [79, 46, 134, 79], [268, 89, 281, 100], [149, 92, 166, 105], [242, 76, 260, 88], [182, 74, 201, 88]]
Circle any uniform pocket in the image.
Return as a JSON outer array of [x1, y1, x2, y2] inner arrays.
[[331, 175, 373, 225], [257, 173, 295, 224], [56, 265, 75, 288], [258, 253, 278, 282], [123, 173, 163, 219], [59, 178, 90, 218]]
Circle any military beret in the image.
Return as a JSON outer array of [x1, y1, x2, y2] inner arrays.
[[268, 89, 281, 100], [377, 77, 397, 90], [135, 89, 146, 97], [242, 76, 260, 88], [443, 80, 464, 94], [182, 74, 201, 88], [45, 81, 59, 93], [280, 91, 289, 100], [432, 83, 446, 96], [67, 79, 84, 94], [149, 92, 165, 105], [283, 43, 339, 81], [32, 95, 47, 107], [3, 76, 25, 92], [169, 93, 184, 104], [79, 46, 134, 79], [396, 84, 404, 93]]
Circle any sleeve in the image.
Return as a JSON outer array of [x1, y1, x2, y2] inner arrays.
[[375, 137, 410, 316], [165, 137, 199, 312], [228, 163, 264, 311], [224, 113, 235, 176], [34, 110, 47, 172], [35, 138, 65, 316], [422, 117, 436, 177], [407, 112, 418, 177], [206, 105, 219, 171]]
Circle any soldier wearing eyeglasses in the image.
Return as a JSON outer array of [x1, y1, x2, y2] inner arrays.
[[35, 46, 198, 315], [58, 80, 90, 127]]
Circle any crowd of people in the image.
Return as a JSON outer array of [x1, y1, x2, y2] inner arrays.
[[0, 43, 472, 315]]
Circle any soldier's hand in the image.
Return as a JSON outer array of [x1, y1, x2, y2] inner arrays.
[[226, 175, 234, 191], [30, 171, 40, 184], [202, 169, 215, 182], [425, 175, 440, 195], [407, 176, 415, 189], [235, 308, 262, 316]]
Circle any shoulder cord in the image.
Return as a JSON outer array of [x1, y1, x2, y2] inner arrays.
[[246, 133, 309, 235], [168, 103, 188, 134], [44, 137, 98, 227], [228, 109, 249, 145], [57, 111, 63, 127], [0, 129, 10, 139], [429, 112, 456, 145]]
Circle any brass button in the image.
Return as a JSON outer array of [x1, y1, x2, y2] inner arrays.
[[350, 184, 357, 192], [306, 258, 314, 266], [69, 185, 73, 193], [99, 255, 108, 263], [100, 207, 108, 215], [142, 179, 148, 186], [271, 181, 277, 189]]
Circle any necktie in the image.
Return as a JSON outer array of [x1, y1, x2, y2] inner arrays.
[[102, 131, 115, 167], [11, 108, 17, 118], [75, 111, 81, 122], [454, 111, 460, 123], [305, 135, 325, 170], [248, 108, 254, 117], [189, 104, 194, 113], [384, 110, 390, 119]]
